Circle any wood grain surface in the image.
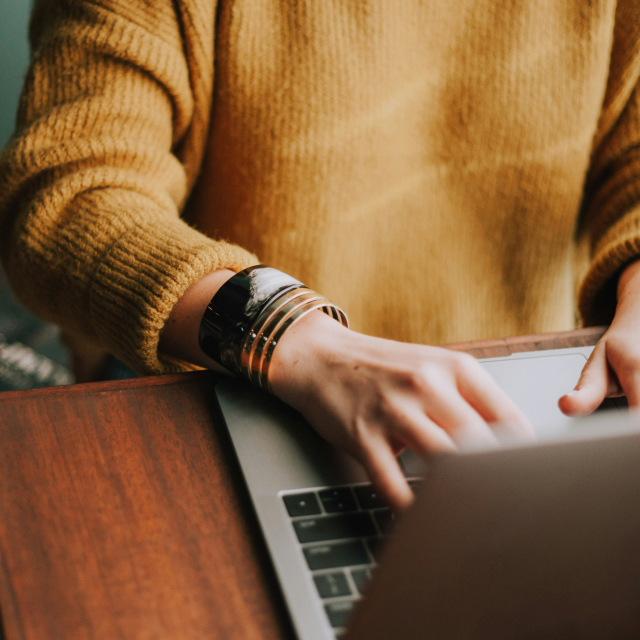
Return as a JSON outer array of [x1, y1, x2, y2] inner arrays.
[[0, 329, 606, 640], [445, 326, 606, 358], [0, 371, 295, 640]]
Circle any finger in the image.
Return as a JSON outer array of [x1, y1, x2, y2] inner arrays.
[[358, 436, 413, 512], [558, 342, 617, 416], [454, 358, 534, 437], [387, 404, 457, 458], [418, 376, 498, 449], [612, 357, 640, 408]]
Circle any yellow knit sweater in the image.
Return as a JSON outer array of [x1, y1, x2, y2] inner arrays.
[[1, 0, 640, 375]]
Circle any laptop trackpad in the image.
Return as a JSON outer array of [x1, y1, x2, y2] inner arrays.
[[481, 353, 589, 437]]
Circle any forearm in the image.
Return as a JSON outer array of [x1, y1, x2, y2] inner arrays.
[[560, 258, 640, 416], [159, 268, 236, 371], [617, 258, 640, 304], [159, 267, 330, 376], [0, 0, 258, 375]]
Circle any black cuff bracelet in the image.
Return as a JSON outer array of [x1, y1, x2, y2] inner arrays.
[[199, 265, 303, 374], [198, 265, 348, 389]]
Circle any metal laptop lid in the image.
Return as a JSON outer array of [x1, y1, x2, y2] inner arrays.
[[346, 411, 640, 640]]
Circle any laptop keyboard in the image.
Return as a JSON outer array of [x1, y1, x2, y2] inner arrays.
[[282, 481, 420, 638]]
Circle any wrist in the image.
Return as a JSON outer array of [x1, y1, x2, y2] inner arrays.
[[268, 309, 351, 402], [159, 268, 236, 370], [617, 259, 640, 306], [198, 266, 348, 387]]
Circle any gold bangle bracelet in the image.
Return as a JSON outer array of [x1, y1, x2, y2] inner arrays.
[[233, 279, 348, 391], [258, 299, 348, 392], [261, 300, 348, 377], [199, 265, 348, 387], [250, 296, 329, 388], [240, 288, 309, 371], [242, 289, 323, 382]]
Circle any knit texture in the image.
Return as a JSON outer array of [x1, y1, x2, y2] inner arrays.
[[1, 0, 640, 374]]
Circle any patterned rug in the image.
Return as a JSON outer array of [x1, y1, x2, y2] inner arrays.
[[0, 270, 74, 391]]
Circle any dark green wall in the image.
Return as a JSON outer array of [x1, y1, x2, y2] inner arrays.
[[0, 0, 31, 149]]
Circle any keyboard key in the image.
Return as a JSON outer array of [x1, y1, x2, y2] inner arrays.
[[304, 541, 369, 570], [283, 492, 321, 517], [351, 568, 372, 595], [319, 488, 358, 513], [325, 600, 355, 628], [373, 508, 394, 534], [314, 572, 351, 598], [366, 537, 385, 560], [293, 513, 377, 543], [354, 485, 386, 510]]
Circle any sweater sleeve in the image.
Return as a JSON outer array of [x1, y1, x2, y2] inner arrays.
[[577, 6, 640, 326], [0, 0, 257, 375]]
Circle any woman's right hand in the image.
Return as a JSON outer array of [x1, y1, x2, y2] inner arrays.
[[269, 311, 534, 511]]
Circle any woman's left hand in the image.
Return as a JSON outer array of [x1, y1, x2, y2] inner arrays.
[[559, 259, 640, 415]]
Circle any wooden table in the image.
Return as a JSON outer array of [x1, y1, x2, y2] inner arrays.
[[0, 327, 606, 640]]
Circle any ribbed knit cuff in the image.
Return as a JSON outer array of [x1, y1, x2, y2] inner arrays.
[[578, 205, 640, 326], [88, 214, 257, 375]]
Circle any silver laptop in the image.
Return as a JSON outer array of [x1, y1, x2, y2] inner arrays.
[[214, 346, 631, 640], [345, 408, 640, 640]]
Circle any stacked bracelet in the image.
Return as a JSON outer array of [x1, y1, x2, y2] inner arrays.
[[199, 265, 348, 392]]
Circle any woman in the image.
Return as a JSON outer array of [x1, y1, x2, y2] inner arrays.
[[1, 0, 640, 509]]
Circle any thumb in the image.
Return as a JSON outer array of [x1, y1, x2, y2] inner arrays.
[[558, 342, 613, 416]]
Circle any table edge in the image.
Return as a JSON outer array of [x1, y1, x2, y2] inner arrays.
[[0, 328, 606, 402]]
